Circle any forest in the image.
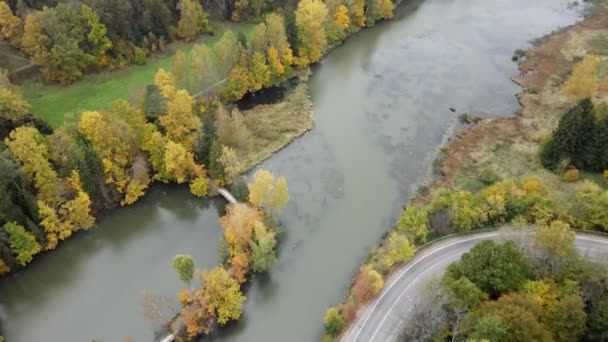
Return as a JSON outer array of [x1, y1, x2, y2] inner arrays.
[[0, 0, 396, 277], [401, 235, 608, 341]]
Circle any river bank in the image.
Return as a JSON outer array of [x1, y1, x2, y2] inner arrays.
[[327, 1, 608, 340]]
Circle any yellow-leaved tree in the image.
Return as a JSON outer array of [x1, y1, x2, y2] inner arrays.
[[295, 0, 329, 67], [247, 169, 289, 212], [177, 0, 210, 42], [0, 2, 22, 46], [155, 68, 177, 98], [561, 54, 601, 100], [160, 89, 201, 150]]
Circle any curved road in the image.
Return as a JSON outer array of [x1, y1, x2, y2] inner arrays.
[[342, 230, 608, 342]]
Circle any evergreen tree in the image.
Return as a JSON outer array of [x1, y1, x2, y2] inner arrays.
[[541, 98, 595, 170]]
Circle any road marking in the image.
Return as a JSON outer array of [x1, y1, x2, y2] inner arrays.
[[348, 232, 498, 342], [346, 232, 608, 342]]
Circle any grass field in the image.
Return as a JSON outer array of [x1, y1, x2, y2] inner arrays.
[[20, 21, 255, 127]]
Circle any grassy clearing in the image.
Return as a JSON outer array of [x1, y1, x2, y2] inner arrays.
[[20, 21, 255, 127], [235, 79, 315, 172]]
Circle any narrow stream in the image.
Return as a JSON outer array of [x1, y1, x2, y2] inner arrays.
[[0, 1, 582, 341]]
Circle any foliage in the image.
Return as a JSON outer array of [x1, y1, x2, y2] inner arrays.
[[295, 0, 329, 67], [0, 2, 22, 46], [177, 0, 210, 42], [201, 267, 246, 324], [249, 221, 277, 272], [172, 254, 195, 284], [587, 299, 608, 341], [381, 232, 415, 269], [396, 206, 430, 244], [247, 169, 289, 212], [3, 221, 40, 266], [324, 307, 345, 337], [445, 241, 529, 297], [561, 55, 601, 100], [352, 266, 384, 304], [219, 145, 242, 183], [439, 190, 482, 232], [0, 88, 30, 122]]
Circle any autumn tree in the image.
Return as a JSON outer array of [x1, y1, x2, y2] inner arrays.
[[381, 232, 415, 269], [214, 31, 241, 78], [353, 266, 384, 303], [247, 169, 289, 212], [218, 145, 242, 183], [190, 44, 218, 92], [155, 68, 177, 98], [172, 50, 187, 84], [81, 4, 112, 65], [366, 0, 394, 26], [160, 89, 201, 150], [534, 221, 575, 272], [0, 88, 30, 121], [250, 51, 271, 91], [202, 266, 246, 324], [172, 254, 195, 284], [561, 55, 601, 100], [0, 2, 22, 46], [215, 106, 250, 149], [295, 0, 329, 66], [177, 0, 210, 42], [396, 206, 429, 244], [545, 294, 587, 342], [5, 126, 61, 206], [3, 221, 40, 266]]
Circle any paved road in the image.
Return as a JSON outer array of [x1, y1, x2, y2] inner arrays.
[[342, 230, 608, 342]]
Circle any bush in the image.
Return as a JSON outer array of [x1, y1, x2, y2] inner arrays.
[[562, 169, 579, 183], [134, 47, 147, 65], [396, 206, 430, 244], [478, 167, 501, 185], [353, 266, 384, 304], [439, 190, 483, 232], [323, 307, 345, 337]]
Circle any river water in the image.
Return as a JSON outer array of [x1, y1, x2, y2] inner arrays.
[[0, 1, 582, 341]]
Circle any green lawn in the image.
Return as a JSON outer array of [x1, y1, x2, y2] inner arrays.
[[21, 21, 255, 127]]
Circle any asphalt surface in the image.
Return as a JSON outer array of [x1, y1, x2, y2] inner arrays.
[[342, 230, 608, 342]]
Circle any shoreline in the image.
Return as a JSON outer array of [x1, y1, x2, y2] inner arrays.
[[329, 1, 608, 340]]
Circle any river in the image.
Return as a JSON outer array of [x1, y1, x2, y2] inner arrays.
[[0, 0, 582, 341]]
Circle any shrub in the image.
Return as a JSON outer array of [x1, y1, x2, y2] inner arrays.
[[396, 206, 430, 244], [353, 266, 384, 304], [478, 167, 501, 185], [380, 232, 416, 269], [323, 307, 345, 337], [562, 169, 579, 183], [134, 47, 147, 65], [439, 190, 483, 232]]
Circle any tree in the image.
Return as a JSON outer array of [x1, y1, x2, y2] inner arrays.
[[160, 89, 201, 150], [215, 106, 250, 149], [251, 23, 268, 54], [534, 221, 575, 272], [172, 254, 195, 284], [190, 44, 217, 92], [223, 65, 253, 101], [220, 203, 260, 254], [561, 55, 601, 100], [353, 266, 384, 303], [81, 4, 112, 64], [267, 177, 289, 212], [324, 307, 345, 337], [0, 88, 30, 121], [214, 31, 241, 78], [366, 0, 394, 26], [154, 68, 177, 98], [248, 169, 274, 208], [249, 220, 277, 272], [446, 276, 484, 310], [3, 221, 40, 266], [0, 2, 22, 46], [545, 294, 586, 342], [172, 50, 187, 84], [587, 298, 608, 341], [472, 294, 552, 342], [5, 126, 61, 206], [468, 315, 509, 342], [202, 266, 246, 324], [250, 51, 271, 90], [445, 241, 529, 297], [381, 232, 416, 269], [396, 206, 429, 244], [207, 138, 225, 180], [177, 0, 210, 42], [218, 145, 242, 183], [540, 98, 596, 170], [295, 0, 328, 66]]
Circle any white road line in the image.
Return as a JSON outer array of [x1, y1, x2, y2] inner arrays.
[[348, 232, 498, 342]]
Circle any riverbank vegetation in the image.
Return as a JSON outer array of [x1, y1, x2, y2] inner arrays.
[[323, 2, 608, 340], [400, 234, 608, 341], [165, 169, 288, 339], [0, 0, 399, 277]]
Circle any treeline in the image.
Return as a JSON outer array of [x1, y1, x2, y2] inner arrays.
[[401, 235, 608, 341], [0, 65, 261, 275], [0, 0, 395, 85], [323, 174, 608, 340], [0, 0, 210, 83], [168, 169, 288, 339]]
